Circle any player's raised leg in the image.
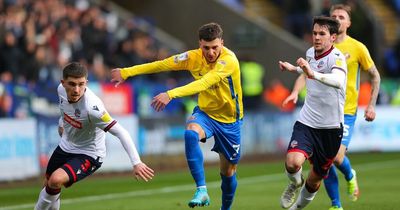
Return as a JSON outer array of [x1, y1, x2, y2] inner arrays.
[[288, 169, 319, 210], [35, 169, 66, 210], [184, 124, 210, 208], [281, 152, 306, 209]]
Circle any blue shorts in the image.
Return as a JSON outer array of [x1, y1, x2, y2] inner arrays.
[[288, 121, 343, 178], [46, 146, 102, 187], [187, 107, 243, 164], [342, 114, 357, 148]]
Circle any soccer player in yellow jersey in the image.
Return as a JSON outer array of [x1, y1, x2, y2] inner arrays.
[[110, 22, 243, 210], [282, 4, 381, 210]]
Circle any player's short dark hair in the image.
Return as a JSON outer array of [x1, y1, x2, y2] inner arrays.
[[330, 4, 352, 19], [62, 62, 88, 79], [198, 22, 223, 41], [313, 16, 339, 35]]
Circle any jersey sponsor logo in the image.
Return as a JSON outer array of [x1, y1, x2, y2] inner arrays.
[[174, 52, 188, 63], [100, 111, 112, 122], [74, 108, 81, 117], [64, 113, 83, 129]]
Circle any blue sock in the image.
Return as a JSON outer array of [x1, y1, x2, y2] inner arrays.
[[185, 130, 205, 187], [324, 167, 341, 207], [337, 156, 353, 181], [220, 173, 237, 210]]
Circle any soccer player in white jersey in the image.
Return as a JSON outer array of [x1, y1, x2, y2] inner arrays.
[[278, 16, 347, 210], [34, 62, 154, 210], [283, 5, 381, 210]]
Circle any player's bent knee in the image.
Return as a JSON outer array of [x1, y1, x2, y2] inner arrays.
[[220, 165, 237, 177], [48, 169, 69, 188], [334, 153, 345, 165], [285, 161, 302, 173], [47, 177, 64, 189], [285, 156, 304, 172]]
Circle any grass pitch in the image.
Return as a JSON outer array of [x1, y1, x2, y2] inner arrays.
[[0, 152, 399, 210]]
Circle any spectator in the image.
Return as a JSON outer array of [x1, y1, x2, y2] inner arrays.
[[240, 56, 265, 110], [0, 0, 179, 118], [0, 31, 22, 80]]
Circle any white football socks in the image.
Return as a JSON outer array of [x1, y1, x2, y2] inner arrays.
[[286, 166, 303, 186], [49, 195, 60, 210], [34, 187, 60, 210], [292, 184, 317, 209]]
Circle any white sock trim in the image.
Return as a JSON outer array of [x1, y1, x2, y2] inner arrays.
[[286, 167, 303, 185]]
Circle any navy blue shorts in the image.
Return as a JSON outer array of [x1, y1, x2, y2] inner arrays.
[[287, 121, 343, 178], [46, 146, 102, 187], [187, 106, 243, 164]]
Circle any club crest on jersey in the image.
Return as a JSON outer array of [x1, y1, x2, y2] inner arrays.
[[74, 109, 81, 117], [317, 61, 324, 69], [218, 60, 226, 65], [290, 140, 298, 148]]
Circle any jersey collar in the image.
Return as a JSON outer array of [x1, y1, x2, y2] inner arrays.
[[315, 46, 334, 60]]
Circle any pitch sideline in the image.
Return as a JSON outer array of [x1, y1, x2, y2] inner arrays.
[[0, 159, 398, 210]]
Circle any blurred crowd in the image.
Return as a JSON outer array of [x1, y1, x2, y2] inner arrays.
[[1, 0, 400, 119], [0, 0, 179, 118]]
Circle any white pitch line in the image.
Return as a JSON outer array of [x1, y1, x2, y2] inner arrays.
[[0, 159, 398, 210]]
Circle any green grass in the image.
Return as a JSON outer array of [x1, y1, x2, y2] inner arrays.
[[1, 152, 399, 210]]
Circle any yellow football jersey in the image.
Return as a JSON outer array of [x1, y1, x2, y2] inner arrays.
[[334, 36, 375, 115], [120, 47, 243, 123]]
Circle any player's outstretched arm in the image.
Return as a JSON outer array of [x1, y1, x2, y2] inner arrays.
[[296, 58, 314, 78], [110, 68, 125, 87], [108, 123, 155, 181], [133, 162, 154, 182], [151, 92, 172, 112], [282, 74, 306, 107], [278, 61, 297, 72]]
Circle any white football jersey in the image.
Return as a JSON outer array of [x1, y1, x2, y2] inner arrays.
[[298, 47, 347, 129], [58, 84, 116, 160]]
